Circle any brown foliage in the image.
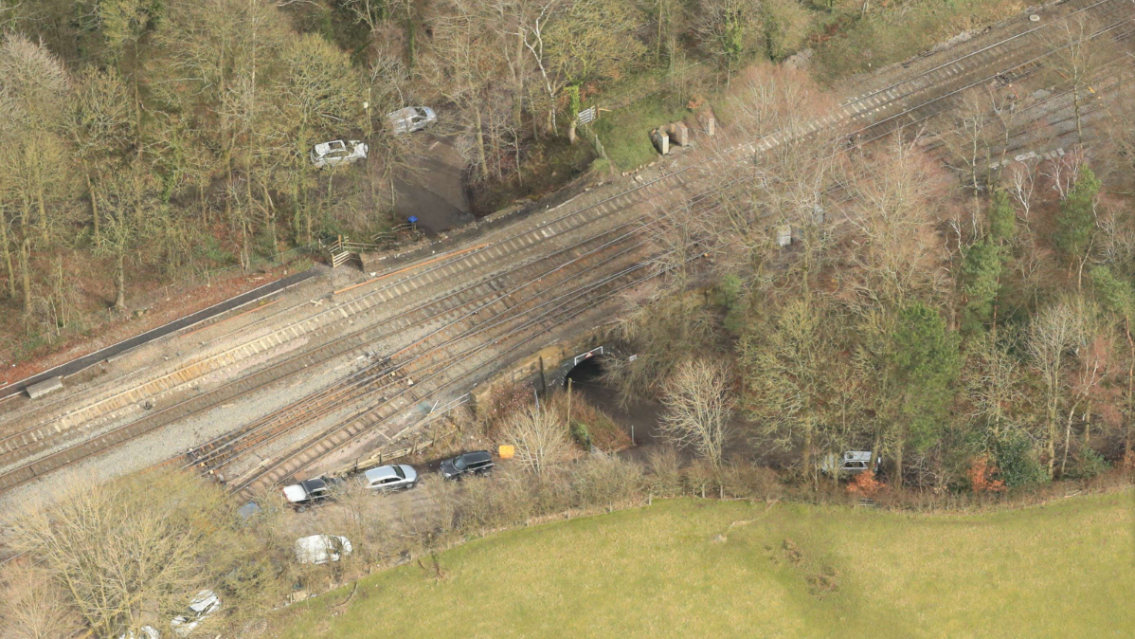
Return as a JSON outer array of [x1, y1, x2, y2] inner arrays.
[[967, 456, 1006, 493], [479, 381, 533, 438], [845, 471, 883, 498]]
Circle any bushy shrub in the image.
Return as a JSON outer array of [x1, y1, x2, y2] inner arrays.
[[846, 471, 883, 498], [571, 420, 592, 450], [682, 459, 721, 498], [993, 431, 1048, 488], [721, 459, 782, 499], [572, 453, 643, 508], [644, 446, 683, 496], [1066, 448, 1110, 480]]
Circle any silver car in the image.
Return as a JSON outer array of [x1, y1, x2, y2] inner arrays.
[[310, 139, 368, 168], [387, 106, 436, 135], [362, 464, 418, 491]]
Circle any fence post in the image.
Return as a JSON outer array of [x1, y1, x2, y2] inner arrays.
[[579, 122, 607, 162]]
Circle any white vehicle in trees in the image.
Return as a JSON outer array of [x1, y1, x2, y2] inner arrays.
[[169, 590, 221, 637], [386, 106, 437, 135], [309, 140, 368, 168], [119, 626, 161, 639], [819, 451, 879, 477], [294, 534, 353, 565]]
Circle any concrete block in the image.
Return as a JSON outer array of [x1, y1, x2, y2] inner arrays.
[[652, 129, 669, 155], [667, 122, 690, 146], [704, 115, 716, 137], [26, 376, 63, 400], [776, 224, 792, 248]]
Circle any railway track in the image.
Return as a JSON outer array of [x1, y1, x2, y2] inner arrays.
[[228, 255, 669, 495], [2, 0, 1133, 496], [184, 226, 659, 479], [0, 178, 702, 493]]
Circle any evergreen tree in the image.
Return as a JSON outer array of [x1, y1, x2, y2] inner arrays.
[[988, 188, 1016, 244], [961, 238, 1002, 334], [1055, 166, 1100, 259], [888, 302, 960, 484]]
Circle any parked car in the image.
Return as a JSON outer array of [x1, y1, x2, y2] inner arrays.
[[282, 477, 335, 511], [294, 534, 353, 565], [119, 626, 160, 639], [309, 139, 368, 168], [440, 450, 494, 480], [819, 451, 879, 477], [169, 590, 220, 637], [387, 106, 436, 135], [362, 464, 418, 491]]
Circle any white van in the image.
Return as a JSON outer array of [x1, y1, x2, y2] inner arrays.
[[819, 451, 878, 476], [294, 534, 353, 565]]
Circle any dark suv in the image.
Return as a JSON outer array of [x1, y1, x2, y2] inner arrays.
[[440, 450, 494, 480]]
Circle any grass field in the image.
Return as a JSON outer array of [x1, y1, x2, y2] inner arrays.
[[273, 491, 1133, 638], [593, 92, 690, 171]]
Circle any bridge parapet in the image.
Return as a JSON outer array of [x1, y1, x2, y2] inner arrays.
[[470, 326, 609, 419]]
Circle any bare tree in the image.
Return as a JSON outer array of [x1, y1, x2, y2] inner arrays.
[[938, 89, 994, 198], [0, 33, 74, 315], [963, 329, 1025, 437], [6, 474, 206, 636], [845, 139, 951, 306], [518, 0, 646, 135], [5, 471, 273, 638], [659, 359, 735, 468], [1028, 296, 1092, 477], [505, 403, 571, 477], [66, 66, 133, 240], [95, 162, 158, 310], [0, 562, 83, 639], [740, 296, 843, 481], [692, 0, 759, 77], [1005, 161, 1036, 227], [427, 0, 505, 180]]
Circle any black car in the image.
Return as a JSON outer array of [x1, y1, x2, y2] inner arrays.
[[440, 450, 494, 480]]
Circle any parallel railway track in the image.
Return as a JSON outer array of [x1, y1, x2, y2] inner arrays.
[[2, 0, 1133, 496]]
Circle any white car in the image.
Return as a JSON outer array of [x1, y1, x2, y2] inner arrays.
[[119, 627, 160, 639], [169, 590, 220, 637], [310, 139, 368, 168], [294, 534, 353, 565], [387, 106, 436, 135], [362, 464, 418, 491], [819, 451, 878, 476]]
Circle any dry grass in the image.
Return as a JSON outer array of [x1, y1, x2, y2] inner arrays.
[[546, 390, 633, 453]]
